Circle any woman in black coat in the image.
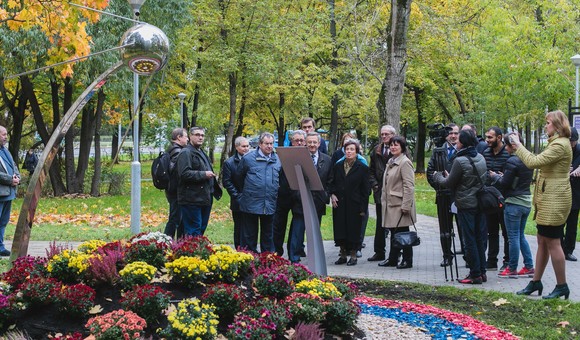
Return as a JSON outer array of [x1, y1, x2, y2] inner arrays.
[[328, 139, 370, 266]]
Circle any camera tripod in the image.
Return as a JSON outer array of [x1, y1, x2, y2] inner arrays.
[[433, 147, 460, 281]]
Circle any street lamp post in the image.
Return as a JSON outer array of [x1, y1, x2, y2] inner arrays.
[[178, 92, 186, 128], [129, 0, 147, 235], [571, 55, 580, 108]]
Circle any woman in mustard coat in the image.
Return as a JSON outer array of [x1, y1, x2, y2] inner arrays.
[[510, 110, 572, 299], [379, 136, 416, 269]]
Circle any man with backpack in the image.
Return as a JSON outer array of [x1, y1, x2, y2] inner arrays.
[[176, 127, 222, 237], [162, 128, 188, 239]]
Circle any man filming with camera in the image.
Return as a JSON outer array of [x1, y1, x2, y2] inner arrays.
[[427, 123, 463, 269]]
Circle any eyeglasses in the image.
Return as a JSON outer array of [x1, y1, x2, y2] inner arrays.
[[306, 141, 319, 145], [381, 133, 393, 136], [448, 132, 459, 135], [192, 133, 205, 137]]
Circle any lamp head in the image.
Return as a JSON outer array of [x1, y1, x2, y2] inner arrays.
[[178, 92, 186, 100], [572, 54, 580, 67], [120, 23, 170, 76], [128, 0, 146, 17]]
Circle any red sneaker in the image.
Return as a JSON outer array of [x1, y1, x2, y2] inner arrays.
[[517, 267, 535, 278], [458, 275, 482, 284], [498, 267, 518, 278]]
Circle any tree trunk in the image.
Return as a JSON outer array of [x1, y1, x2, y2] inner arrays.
[[0, 79, 25, 164], [23, 76, 66, 196], [91, 90, 105, 196], [412, 86, 426, 173], [277, 92, 285, 149], [328, 0, 339, 153], [376, 0, 413, 131], [220, 72, 237, 169], [64, 77, 77, 193]]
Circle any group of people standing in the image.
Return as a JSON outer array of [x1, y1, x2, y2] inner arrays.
[[427, 110, 573, 299]]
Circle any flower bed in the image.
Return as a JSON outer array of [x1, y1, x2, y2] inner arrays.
[[0, 234, 360, 339]]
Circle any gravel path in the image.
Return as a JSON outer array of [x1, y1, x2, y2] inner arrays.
[[356, 313, 432, 340]]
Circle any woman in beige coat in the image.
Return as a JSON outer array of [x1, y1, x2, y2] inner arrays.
[[510, 110, 572, 299], [378, 136, 417, 269]]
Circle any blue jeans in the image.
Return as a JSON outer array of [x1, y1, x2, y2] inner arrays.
[[0, 200, 11, 251], [504, 203, 533, 270], [180, 204, 212, 237], [457, 208, 487, 277]]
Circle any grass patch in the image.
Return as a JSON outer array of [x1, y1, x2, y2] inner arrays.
[[355, 279, 580, 339]]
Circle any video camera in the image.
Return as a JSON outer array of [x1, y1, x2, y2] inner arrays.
[[428, 123, 452, 148]]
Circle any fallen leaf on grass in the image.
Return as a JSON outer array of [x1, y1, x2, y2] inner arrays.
[[492, 298, 509, 306], [88, 305, 103, 314]]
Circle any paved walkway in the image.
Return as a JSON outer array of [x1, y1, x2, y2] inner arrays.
[[6, 207, 580, 302]]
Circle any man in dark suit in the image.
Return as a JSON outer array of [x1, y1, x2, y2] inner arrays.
[[367, 125, 396, 262], [287, 132, 332, 263]]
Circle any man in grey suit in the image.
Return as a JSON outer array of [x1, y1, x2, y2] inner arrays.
[[0, 126, 20, 256], [288, 132, 332, 263]]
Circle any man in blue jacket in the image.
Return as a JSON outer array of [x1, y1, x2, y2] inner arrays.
[[0, 126, 20, 256], [236, 132, 281, 253], [176, 127, 222, 237]]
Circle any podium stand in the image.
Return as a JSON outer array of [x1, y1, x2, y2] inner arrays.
[[276, 147, 327, 276]]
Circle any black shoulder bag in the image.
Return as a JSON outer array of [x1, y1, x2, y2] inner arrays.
[[392, 214, 421, 248], [467, 157, 505, 214]]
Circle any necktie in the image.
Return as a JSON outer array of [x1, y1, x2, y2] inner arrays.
[[448, 147, 455, 159], [311, 154, 316, 165]]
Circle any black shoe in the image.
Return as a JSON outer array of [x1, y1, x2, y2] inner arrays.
[[378, 259, 398, 267], [299, 250, 307, 257], [347, 257, 358, 266], [543, 283, 570, 300], [396, 261, 412, 269], [335, 257, 347, 265], [0, 249, 9, 257], [516, 280, 543, 296], [368, 253, 386, 261], [565, 253, 578, 262], [440, 258, 453, 267], [482, 273, 487, 283], [486, 262, 498, 271]]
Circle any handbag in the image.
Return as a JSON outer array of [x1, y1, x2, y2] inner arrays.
[[467, 157, 505, 214], [392, 215, 421, 248]]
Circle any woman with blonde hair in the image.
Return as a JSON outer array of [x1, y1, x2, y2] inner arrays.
[[510, 110, 572, 299]]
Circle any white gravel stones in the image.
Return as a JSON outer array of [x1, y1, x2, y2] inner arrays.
[[356, 313, 432, 340]]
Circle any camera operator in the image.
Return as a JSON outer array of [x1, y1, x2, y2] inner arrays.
[[427, 123, 463, 267]]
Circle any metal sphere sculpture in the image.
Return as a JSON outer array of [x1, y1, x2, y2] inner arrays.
[[120, 23, 170, 75]]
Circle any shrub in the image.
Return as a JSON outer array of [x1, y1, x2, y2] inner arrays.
[[201, 283, 246, 322], [206, 247, 254, 283], [251, 252, 290, 274], [1, 255, 47, 288], [18, 277, 62, 305], [285, 293, 326, 325], [328, 278, 358, 301], [322, 299, 360, 335], [85, 248, 123, 287], [284, 262, 314, 283], [120, 284, 172, 326], [170, 235, 214, 260], [56, 283, 96, 317], [291, 322, 324, 340], [86, 309, 146, 340], [77, 240, 108, 254], [295, 278, 342, 300], [165, 256, 209, 288], [226, 315, 276, 340], [161, 298, 219, 339], [0, 293, 12, 329], [244, 299, 292, 338], [129, 231, 172, 247], [253, 267, 294, 299], [124, 239, 168, 269], [47, 249, 94, 283], [119, 261, 157, 287]]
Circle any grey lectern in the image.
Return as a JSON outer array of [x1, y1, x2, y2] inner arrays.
[[276, 147, 327, 276]]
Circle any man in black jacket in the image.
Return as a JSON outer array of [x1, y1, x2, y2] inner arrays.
[[176, 127, 222, 237], [222, 136, 250, 249], [164, 128, 188, 239], [483, 126, 511, 271], [287, 132, 332, 263], [367, 125, 396, 262], [564, 127, 580, 261]]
